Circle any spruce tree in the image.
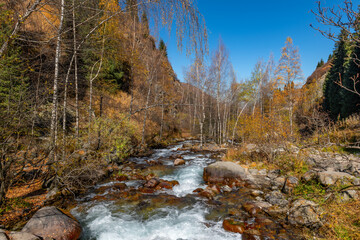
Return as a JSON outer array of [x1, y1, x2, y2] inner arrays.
[[141, 11, 150, 38], [341, 25, 360, 118], [159, 39, 168, 57], [323, 29, 350, 120]]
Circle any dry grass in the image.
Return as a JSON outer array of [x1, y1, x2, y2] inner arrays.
[[320, 200, 360, 240], [0, 179, 46, 228]]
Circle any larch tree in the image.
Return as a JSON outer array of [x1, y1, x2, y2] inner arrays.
[[275, 37, 303, 139]]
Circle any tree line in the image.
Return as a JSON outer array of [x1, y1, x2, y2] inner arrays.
[[0, 0, 207, 206]]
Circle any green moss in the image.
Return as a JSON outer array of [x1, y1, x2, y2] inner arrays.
[[293, 180, 326, 202]]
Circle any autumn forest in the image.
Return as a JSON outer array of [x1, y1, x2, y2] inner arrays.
[[0, 0, 360, 240]]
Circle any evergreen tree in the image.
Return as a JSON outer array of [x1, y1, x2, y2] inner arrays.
[[316, 59, 325, 68], [341, 25, 360, 118], [159, 39, 167, 57], [323, 29, 350, 120], [141, 11, 150, 38]]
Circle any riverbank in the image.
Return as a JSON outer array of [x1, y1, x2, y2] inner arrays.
[[2, 140, 360, 239]]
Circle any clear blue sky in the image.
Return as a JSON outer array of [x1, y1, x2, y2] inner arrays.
[[160, 0, 346, 82]]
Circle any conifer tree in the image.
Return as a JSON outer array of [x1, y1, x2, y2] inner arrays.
[[341, 25, 360, 118], [159, 39, 167, 57], [141, 11, 150, 38], [323, 29, 350, 120]]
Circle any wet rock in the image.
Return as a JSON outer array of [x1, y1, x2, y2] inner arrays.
[[288, 199, 321, 228], [282, 176, 299, 194], [22, 206, 82, 240], [203, 161, 250, 183], [222, 219, 245, 234], [9, 232, 40, 240], [242, 202, 261, 216], [198, 189, 215, 200], [113, 183, 127, 191], [155, 182, 172, 190], [140, 187, 155, 194], [144, 178, 160, 188], [318, 171, 354, 186], [265, 191, 288, 207], [174, 158, 185, 166], [206, 185, 220, 195]]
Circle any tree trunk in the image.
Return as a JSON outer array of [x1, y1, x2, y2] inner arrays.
[[141, 77, 153, 147], [73, 0, 80, 140], [97, 96, 103, 150], [50, 0, 65, 163]]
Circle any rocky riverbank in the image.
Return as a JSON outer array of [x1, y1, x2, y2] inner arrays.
[[3, 140, 359, 239]]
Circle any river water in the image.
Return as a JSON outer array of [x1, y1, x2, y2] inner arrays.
[[71, 142, 241, 240]]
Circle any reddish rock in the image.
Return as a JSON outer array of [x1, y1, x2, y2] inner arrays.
[[145, 174, 156, 181], [116, 175, 128, 181], [198, 190, 214, 200], [193, 188, 204, 193], [140, 187, 155, 194], [156, 182, 173, 190], [144, 178, 160, 188], [223, 219, 245, 234], [113, 183, 127, 191], [242, 202, 261, 216], [21, 206, 82, 240], [169, 180, 180, 186], [174, 159, 185, 166]]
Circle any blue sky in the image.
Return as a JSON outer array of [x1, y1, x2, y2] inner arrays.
[[159, 0, 346, 82]]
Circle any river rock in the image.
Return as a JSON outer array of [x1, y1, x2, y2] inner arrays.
[[22, 206, 82, 240], [318, 171, 354, 186], [9, 232, 40, 240], [222, 219, 245, 234], [174, 158, 185, 166], [144, 178, 160, 188], [265, 191, 288, 207], [288, 199, 321, 228], [203, 161, 249, 183]]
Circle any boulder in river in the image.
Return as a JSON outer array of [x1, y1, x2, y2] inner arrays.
[[174, 158, 185, 166], [203, 161, 249, 183], [144, 178, 160, 188], [21, 206, 82, 240]]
